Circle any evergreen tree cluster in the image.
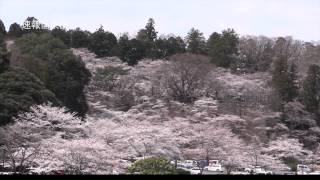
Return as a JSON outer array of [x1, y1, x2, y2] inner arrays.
[[15, 33, 91, 118], [301, 65, 320, 124], [0, 19, 6, 40], [0, 18, 91, 125], [0, 67, 60, 125], [272, 57, 299, 105], [4, 17, 241, 68], [207, 29, 239, 68]]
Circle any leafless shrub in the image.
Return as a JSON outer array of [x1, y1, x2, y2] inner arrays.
[[112, 76, 137, 112], [153, 53, 213, 104], [63, 151, 90, 175], [0, 126, 39, 173], [90, 66, 128, 92]]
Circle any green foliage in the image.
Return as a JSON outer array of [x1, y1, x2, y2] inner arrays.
[[137, 18, 158, 43], [126, 39, 146, 66], [287, 63, 299, 100], [136, 18, 158, 59], [301, 64, 320, 119], [17, 33, 67, 55], [230, 54, 249, 74], [115, 20, 184, 63], [0, 19, 6, 37], [0, 46, 10, 74], [111, 34, 146, 66], [165, 36, 186, 55], [127, 157, 181, 175], [186, 28, 207, 54], [272, 57, 299, 107], [70, 28, 91, 48], [207, 29, 239, 68], [46, 49, 91, 117], [15, 33, 91, 117], [0, 34, 3, 45], [283, 157, 299, 172], [51, 26, 71, 47], [0, 67, 59, 125], [152, 36, 186, 59], [89, 26, 117, 57], [110, 33, 131, 59], [8, 23, 23, 38], [283, 102, 317, 130]]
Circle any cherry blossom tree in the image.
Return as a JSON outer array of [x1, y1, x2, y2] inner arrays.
[[262, 136, 313, 171], [0, 126, 40, 173]]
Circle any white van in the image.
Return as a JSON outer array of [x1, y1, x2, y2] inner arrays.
[[204, 160, 223, 172]]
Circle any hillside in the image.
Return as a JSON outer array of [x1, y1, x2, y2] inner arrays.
[[1, 15, 320, 175], [40, 48, 311, 174], [1, 44, 318, 174]]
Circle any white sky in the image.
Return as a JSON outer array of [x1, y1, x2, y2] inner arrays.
[[0, 0, 319, 41]]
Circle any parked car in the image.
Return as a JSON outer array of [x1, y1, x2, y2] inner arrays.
[[230, 168, 250, 175], [177, 160, 196, 169], [204, 164, 223, 172], [208, 160, 220, 166], [250, 166, 272, 175], [265, 171, 273, 175], [308, 171, 320, 175], [190, 168, 202, 175], [244, 167, 252, 173], [282, 171, 296, 175], [112, 170, 120, 175], [230, 170, 250, 175], [0, 172, 15, 175], [171, 160, 197, 169], [244, 166, 274, 175]]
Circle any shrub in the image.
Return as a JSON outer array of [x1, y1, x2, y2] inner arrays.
[[127, 157, 177, 175]]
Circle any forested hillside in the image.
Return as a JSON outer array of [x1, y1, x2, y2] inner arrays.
[[0, 17, 320, 175]]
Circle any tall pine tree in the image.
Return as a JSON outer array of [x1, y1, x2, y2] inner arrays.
[[272, 57, 299, 109], [144, 18, 157, 42], [136, 18, 158, 58], [186, 28, 207, 54], [0, 19, 6, 37], [207, 29, 239, 68], [287, 62, 300, 101], [301, 64, 320, 120]]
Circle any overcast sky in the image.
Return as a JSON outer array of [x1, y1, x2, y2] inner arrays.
[[0, 0, 319, 41]]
